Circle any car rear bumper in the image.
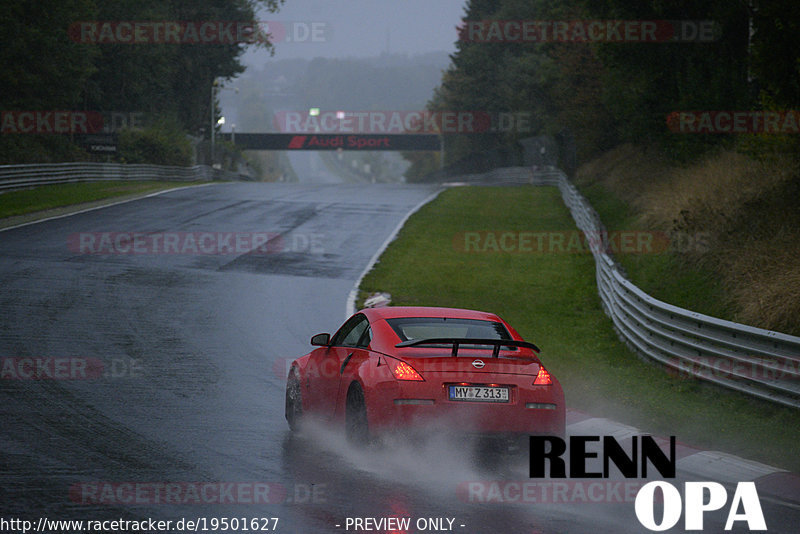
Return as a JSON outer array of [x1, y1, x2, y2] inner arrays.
[[383, 402, 565, 436], [365, 375, 566, 437]]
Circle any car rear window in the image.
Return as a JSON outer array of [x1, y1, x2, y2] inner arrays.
[[386, 317, 512, 342]]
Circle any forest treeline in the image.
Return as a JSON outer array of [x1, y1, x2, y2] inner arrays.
[[0, 0, 282, 164], [5, 0, 800, 169], [406, 0, 800, 178]]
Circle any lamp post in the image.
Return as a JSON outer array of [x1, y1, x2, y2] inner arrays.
[[210, 78, 218, 166], [216, 117, 225, 168], [210, 78, 238, 166]]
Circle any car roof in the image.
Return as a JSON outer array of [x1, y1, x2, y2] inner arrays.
[[360, 306, 503, 322]]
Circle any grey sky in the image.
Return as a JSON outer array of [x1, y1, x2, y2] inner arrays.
[[243, 0, 467, 65]]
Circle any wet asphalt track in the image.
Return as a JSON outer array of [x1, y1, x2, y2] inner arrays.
[[2, 178, 799, 534]]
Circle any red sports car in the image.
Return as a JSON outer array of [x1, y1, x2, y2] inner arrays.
[[284, 306, 565, 446]]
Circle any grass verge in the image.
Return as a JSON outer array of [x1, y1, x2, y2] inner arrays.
[[577, 180, 734, 322], [0, 181, 203, 222], [358, 186, 800, 472], [575, 144, 800, 335]]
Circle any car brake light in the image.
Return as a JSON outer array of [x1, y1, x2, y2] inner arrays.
[[389, 360, 424, 381], [534, 366, 552, 385]]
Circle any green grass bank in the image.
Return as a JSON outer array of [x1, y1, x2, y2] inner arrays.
[[0, 181, 203, 223], [358, 186, 800, 472]]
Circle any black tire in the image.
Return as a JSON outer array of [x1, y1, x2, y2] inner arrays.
[[345, 383, 369, 445], [285, 370, 303, 431]]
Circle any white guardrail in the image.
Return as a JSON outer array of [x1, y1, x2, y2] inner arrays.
[[466, 166, 800, 409], [0, 162, 248, 191]]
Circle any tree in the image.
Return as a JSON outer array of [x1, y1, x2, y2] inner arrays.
[[0, 0, 98, 110], [0, 0, 284, 162], [428, 0, 761, 168], [84, 0, 284, 134], [750, 1, 800, 107]]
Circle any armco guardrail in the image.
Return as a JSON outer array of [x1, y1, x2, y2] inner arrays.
[[460, 166, 800, 408], [0, 162, 248, 191], [547, 166, 800, 409], [445, 166, 546, 185]]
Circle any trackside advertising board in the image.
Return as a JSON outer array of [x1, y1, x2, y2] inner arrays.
[[220, 133, 441, 150]]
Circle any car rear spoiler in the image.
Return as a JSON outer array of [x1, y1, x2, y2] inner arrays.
[[394, 338, 540, 358]]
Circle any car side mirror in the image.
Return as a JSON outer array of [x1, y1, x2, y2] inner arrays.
[[310, 333, 331, 346]]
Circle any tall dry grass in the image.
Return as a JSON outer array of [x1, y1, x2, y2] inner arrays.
[[576, 144, 800, 335]]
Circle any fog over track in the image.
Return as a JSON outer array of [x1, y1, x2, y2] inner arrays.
[[287, 151, 343, 184], [1, 177, 798, 533]]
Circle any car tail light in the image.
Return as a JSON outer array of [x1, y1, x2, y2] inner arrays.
[[388, 359, 424, 381], [533, 365, 552, 385]]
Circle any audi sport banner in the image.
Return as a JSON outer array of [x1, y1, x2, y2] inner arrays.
[[220, 133, 440, 151]]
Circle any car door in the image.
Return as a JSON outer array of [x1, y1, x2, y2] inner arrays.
[[305, 313, 371, 420]]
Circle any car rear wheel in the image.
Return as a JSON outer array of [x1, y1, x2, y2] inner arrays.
[[345, 383, 369, 445], [285, 370, 303, 431]]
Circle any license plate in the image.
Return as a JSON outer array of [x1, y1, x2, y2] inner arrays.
[[448, 385, 509, 403]]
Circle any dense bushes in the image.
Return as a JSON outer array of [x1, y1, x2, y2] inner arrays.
[[116, 121, 192, 166]]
